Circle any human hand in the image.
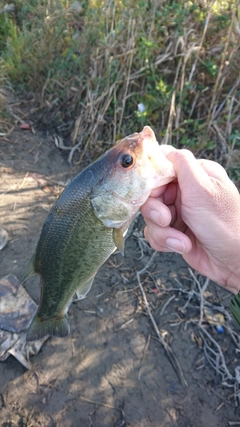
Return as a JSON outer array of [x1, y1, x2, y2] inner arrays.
[[141, 147, 240, 294]]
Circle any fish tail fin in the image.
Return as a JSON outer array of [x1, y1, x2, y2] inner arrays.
[[21, 254, 36, 283], [230, 292, 240, 328], [26, 314, 70, 341]]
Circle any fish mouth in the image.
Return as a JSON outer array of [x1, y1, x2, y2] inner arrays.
[[139, 128, 176, 181], [110, 190, 146, 207], [148, 154, 176, 181]]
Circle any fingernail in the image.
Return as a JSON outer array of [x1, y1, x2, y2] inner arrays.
[[149, 210, 163, 225], [166, 238, 186, 254]]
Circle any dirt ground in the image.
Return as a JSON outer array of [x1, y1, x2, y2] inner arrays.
[[1, 126, 240, 427]]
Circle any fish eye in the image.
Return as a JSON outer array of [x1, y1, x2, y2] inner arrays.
[[120, 153, 134, 168]]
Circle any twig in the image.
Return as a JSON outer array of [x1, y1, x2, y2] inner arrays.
[[188, 269, 209, 325], [68, 137, 83, 165], [79, 396, 120, 411], [199, 326, 233, 384], [136, 252, 188, 387], [207, 9, 235, 125], [160, 295, 175, 316], [188, 12, 211, 83], [136, 237, 151, 260]]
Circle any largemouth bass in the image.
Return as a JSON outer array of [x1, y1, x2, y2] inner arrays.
[[23, 126, 175, 341]]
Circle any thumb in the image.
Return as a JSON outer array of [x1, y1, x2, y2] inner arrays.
[[166, 149, 211, 189]]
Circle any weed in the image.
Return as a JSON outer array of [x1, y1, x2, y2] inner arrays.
[[0, 0, 239, 170]]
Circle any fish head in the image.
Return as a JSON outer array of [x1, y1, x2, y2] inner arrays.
[[91, 126, 176, 227]]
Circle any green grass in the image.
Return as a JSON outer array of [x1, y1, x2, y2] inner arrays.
[[0, 0, 240, 176]]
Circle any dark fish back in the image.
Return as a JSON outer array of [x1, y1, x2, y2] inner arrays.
[[32, 160, 115, 318]]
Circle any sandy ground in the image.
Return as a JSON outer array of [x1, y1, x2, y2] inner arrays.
[[0, 128, 240, 427]]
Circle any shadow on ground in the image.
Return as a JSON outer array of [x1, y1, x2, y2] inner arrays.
[[0, 130, 239, 427]]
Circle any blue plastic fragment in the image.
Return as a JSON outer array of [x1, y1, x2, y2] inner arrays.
[[216, 325, 224, 334]]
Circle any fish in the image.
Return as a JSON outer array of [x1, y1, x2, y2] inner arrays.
[[230, 292, 240, 328], [23, 126, 176, 341]]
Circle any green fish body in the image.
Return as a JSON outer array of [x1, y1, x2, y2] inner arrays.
[[24, 126, 176, 341], [230, 292, 240, 328]]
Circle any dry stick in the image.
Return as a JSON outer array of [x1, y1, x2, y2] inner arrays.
[[155, 269, 238, 392], [213, 48, 239, 122], [213, 77, 240, 124], [77, 84, 115, 165], [176, 35, 200, 136], [68, 137, 83, 165], [162, 53, 182, 144], [225, 325, 240, 349], [129, 51, 172, 81], [71, 114, 83, 145], [160, 295, 176, 316], [136, 237, 150, 260], [117, 18, 135, 134], [199, 325, 233, 383], [207, 9, 235, 126], [188, 269, 209, 325], [226, 95, 235, 138], [211, 123, 228, 159], [148, 0, 157, 40], [163, 90, 176, 145], [113, 87, 117, 144], [188, 11, 211, 83], [136, 252, 188, 387], [79, 396, 120, 411]]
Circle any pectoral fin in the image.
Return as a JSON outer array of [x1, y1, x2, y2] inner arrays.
[[21, 254, 36, 283], [113, 228, 125, 256], [75, 275, 96, 300], [230, 292, 240, 328]]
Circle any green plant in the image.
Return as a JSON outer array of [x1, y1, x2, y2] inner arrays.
[[0, 0, 239, 168]]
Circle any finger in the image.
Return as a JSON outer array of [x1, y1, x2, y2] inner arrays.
[[142, 201, 187, 233], [148, 184, 168, 198], [161, 182, 178, 206], [141, 198, 172, 226], [149, 182, 178, 203], [141, 190, 187, 232], [144, 222, 192, 254], [167, 149, 211, 188], [160, 145, 177, 156], [144, 227, 176, 253]]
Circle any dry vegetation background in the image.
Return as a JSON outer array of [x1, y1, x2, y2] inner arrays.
[[0, 0, 240, 174]]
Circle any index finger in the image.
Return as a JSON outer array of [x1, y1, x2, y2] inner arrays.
[[149, 184, 168, 198]]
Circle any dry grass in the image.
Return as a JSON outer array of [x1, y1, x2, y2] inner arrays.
[[0, 0, 240, 174]]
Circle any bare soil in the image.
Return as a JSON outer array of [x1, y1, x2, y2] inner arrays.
[[0, 128, 240, 427]]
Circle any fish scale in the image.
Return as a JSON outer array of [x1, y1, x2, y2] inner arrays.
[[31, 170, 117, 331], [23, 126, 176, 341]]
